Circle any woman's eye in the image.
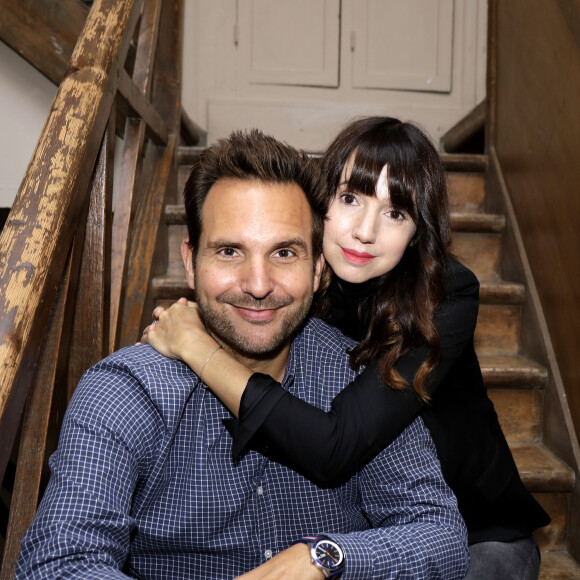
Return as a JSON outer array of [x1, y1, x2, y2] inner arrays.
[[340, 193, 358, 205], [388, 210, 406, 221]]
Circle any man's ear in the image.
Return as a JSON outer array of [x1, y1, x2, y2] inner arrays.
[[181, 240, 195, 290], [312, 254, 325, 293]]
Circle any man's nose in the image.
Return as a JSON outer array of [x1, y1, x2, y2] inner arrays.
[[352, 211, 377, 244], [239, 258, 275, 299]]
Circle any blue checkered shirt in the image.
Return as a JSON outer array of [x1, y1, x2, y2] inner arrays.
[[17, 318, 468, 579]]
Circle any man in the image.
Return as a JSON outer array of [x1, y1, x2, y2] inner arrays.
[[17, 130, 469, 579]]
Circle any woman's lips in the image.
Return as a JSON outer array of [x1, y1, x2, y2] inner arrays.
[[341, 248, 375, 264]]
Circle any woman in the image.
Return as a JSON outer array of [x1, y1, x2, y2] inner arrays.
[[142, 117, 549, 579]]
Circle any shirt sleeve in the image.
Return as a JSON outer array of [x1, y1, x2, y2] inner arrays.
[[325, 417, 470, 580], [16, 361, 162, 579], [233, 260, 480, 487]]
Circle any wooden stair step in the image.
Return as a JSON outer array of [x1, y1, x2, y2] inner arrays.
[[479, 280, 525, 304], [539, 551, 580, 579], [489, 388, 542, 442], [178, 145, 205, 166], [450, 213, 505, 233], [475, 303, 521, 356], [478, 354, 548, 388], [152, 275, 193, 301], [166, 204, 505, 233], [177, 150, 488, 173], [452, 232, 501, 281], [440, 153, 487, 172], [446, 173, 485, 213], [510, 443, 575, 493]]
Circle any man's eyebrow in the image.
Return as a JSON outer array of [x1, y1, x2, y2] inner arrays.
[[205, 239, 243, 250], [204, 238, 309, 252], [273, 238, 309, 252]]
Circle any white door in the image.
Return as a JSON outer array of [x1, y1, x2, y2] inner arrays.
[[182, 0, 488, 150]]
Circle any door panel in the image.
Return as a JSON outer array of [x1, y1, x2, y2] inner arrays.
[[351, 0, 454, 92], [242, 0, 340, 87]]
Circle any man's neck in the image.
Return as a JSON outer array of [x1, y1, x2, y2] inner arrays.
[[224, 344, 291, 383]]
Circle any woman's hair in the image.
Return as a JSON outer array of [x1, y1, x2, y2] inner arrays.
[[318, 116, 451, 402]]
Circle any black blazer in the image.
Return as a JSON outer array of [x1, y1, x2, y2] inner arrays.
[[229, 258, 550, 544]]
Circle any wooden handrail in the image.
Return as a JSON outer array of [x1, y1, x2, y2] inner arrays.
[[0, 2, 186, 572], [0, 0, 143, 480]]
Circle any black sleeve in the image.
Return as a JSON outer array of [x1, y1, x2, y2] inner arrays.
[[231, 259, 480, 487]]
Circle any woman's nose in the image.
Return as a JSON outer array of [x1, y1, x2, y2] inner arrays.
[[352, 211, 377, 244]]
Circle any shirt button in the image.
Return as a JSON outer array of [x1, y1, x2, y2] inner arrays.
[[257, 486, 264, 496], [264, 549, 272, 559]]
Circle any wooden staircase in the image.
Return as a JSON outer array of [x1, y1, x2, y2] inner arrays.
[[150, 147, 580, 579]]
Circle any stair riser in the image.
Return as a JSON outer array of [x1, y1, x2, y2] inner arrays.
[[534, 492, 570, 551], [475, 304, 521, 355], [488, 389, 543, 443], [168, 225, 188, 276], [451, 232, 501, 280], [179, 168, 486, 215], [446, 173, 485, 212]]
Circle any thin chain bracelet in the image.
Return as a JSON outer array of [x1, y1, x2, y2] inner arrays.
[[200, 344, 223, 386]]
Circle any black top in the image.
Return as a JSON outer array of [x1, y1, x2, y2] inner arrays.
[[225, 258, 550, 544]]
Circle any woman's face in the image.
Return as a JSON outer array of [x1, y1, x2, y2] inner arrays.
[[322, 157, 417, 284]]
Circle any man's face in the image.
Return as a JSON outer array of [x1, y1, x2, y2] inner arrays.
[[182, 178, 324, 362]]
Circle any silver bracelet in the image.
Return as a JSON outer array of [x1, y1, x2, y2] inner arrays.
[[200, 344, 223, 386]]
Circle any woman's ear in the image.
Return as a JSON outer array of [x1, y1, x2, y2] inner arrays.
[[181, 240, 195, 289]]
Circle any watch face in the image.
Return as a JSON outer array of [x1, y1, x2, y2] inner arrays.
[[313, 539, 343, 569]]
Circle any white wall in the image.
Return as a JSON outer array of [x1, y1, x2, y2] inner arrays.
[[0, 42, 56, 207], [181, 0, 488, 151]]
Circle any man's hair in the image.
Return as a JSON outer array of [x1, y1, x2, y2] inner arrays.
[[183, 129, 325, 259]]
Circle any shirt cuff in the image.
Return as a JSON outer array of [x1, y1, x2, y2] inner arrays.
[[223, 373, 286, 458], [321, 532, 375, 580]]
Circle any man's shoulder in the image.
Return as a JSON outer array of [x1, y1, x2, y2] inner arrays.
[[299, 317, 358, 353], [74, 345, 198, 421]]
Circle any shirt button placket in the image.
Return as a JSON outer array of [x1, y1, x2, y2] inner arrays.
[[254, 477, 276, 564]]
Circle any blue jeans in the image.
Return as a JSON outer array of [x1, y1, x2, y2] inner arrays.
[[465, 536, 540, 580]]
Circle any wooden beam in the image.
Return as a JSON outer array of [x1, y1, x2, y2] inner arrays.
[[0, 0, 144, 482], [0, 0, 88, 85], [117, 68, 168, 145]]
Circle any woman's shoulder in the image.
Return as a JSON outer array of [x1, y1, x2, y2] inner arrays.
[[445, 257, 480, 296]]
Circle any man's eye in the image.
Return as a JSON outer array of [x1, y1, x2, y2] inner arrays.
[[219, 248, 238, 257], [274, 249, 296, 259]]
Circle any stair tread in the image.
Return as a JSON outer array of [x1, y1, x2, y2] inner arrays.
[[479, 280, 526, 304], [440, 153, 487, 172], [451, 213, 504, 232], [166, 204, 505, 234], [177, 148, 488, 173], [539, 551, 580, 579], [478, 354, 548, 388], [510, 442, 575, 492], [153, 274, 525, 304]]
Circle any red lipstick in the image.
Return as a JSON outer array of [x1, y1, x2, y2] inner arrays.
[[341, 248, 375, 264]]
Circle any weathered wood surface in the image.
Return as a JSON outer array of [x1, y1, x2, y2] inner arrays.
[[110, 0, 163, 350], [0, 0, 88, 84], [118, 0, 183, 345], [0, 251, 72, 580], [0, 0, 144, 482], [68, 118, 116, 397]]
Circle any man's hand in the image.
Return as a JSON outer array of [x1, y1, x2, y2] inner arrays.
[[234, 543, 324, 579]]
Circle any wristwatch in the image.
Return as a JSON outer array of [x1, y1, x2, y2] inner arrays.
[[295, 534, 345, 578]]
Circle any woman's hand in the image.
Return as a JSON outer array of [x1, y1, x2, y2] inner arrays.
[[141, 297, 252, 417], [141, 297, 218, 365]]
